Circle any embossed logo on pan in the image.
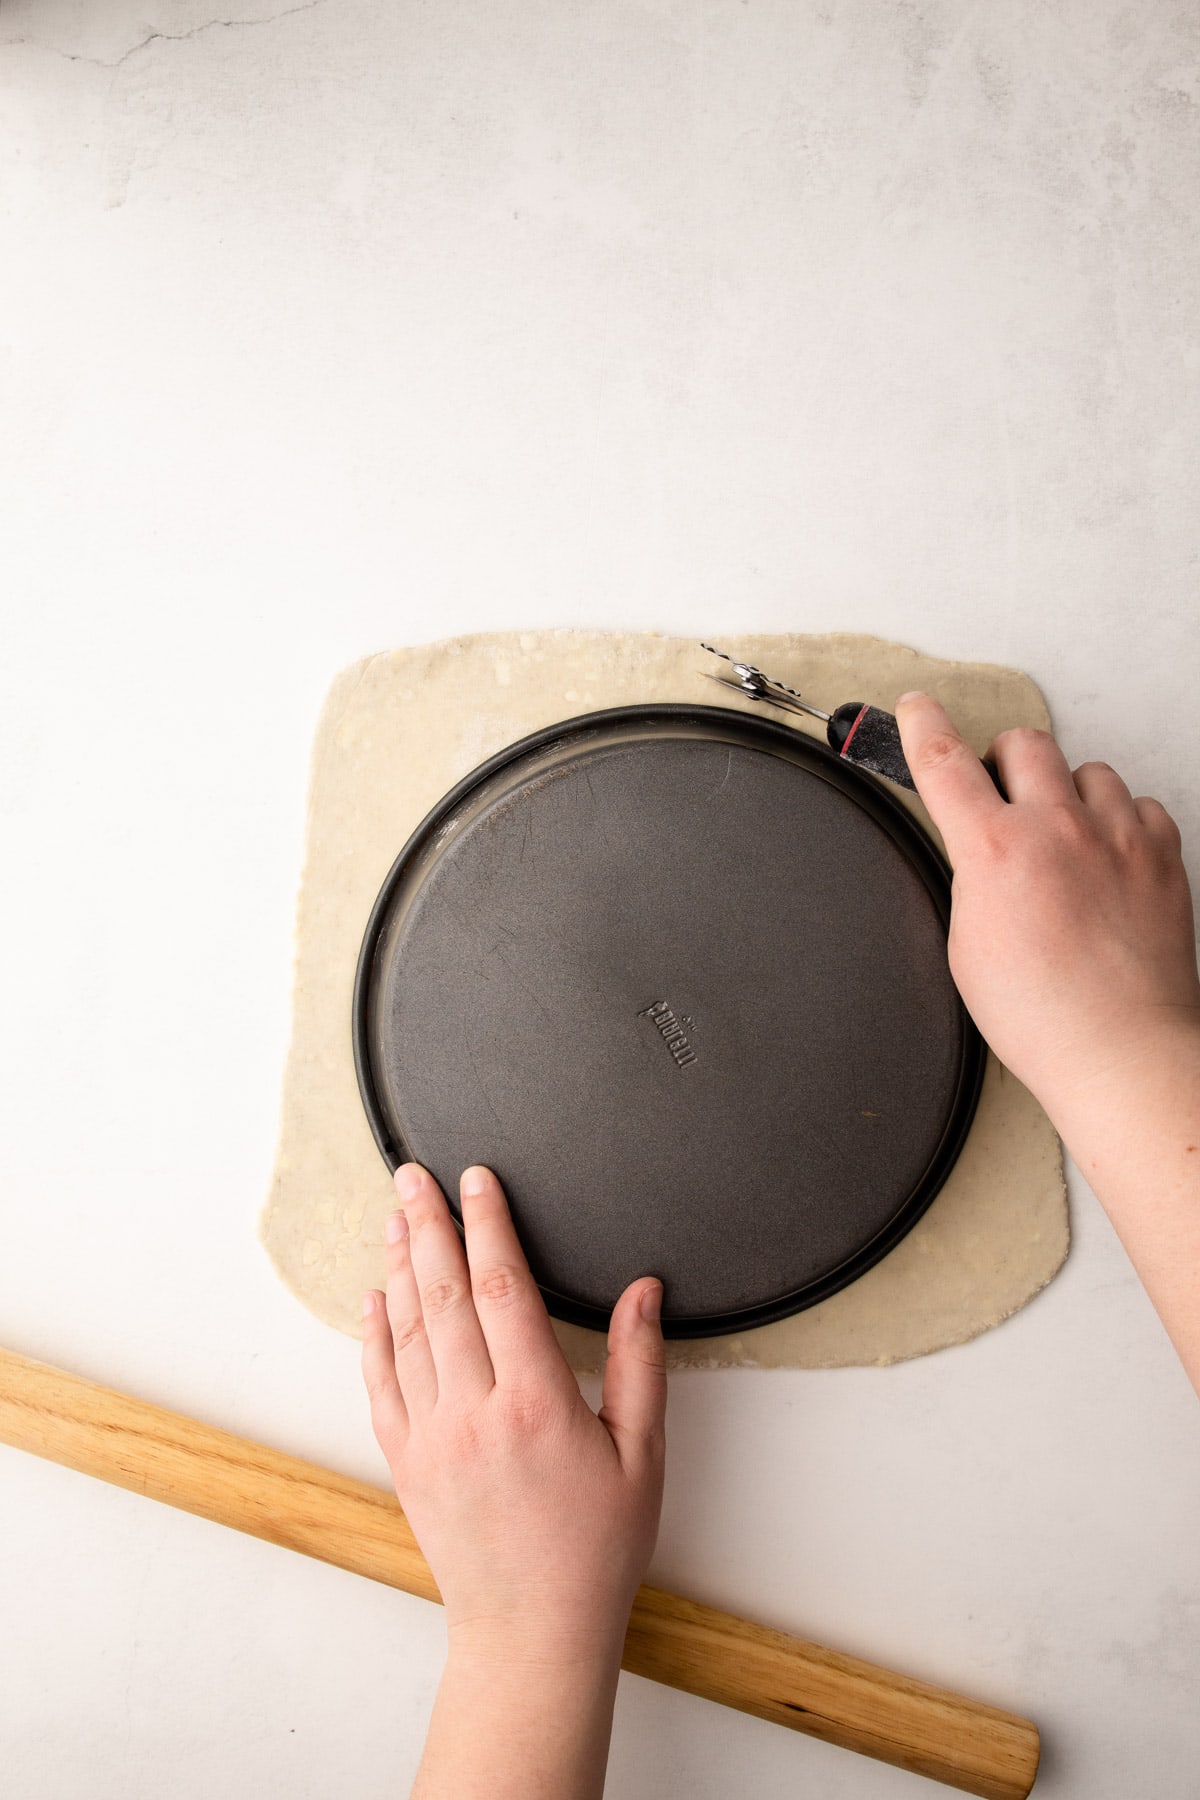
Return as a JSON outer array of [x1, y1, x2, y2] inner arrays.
[[637, 1001, 698, 1068]]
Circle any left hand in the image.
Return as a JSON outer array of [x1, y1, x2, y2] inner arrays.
[[360, 1161, 667, 1669]]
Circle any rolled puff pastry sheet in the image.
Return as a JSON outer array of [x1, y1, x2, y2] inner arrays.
[[259, 630, 1067, 1371]]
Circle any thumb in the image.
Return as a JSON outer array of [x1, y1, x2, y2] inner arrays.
[[894, 691, 1003, 864], [599, 1277, 667, 1472]]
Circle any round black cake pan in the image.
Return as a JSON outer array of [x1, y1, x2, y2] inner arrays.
[[353, 704, 985, 1338]]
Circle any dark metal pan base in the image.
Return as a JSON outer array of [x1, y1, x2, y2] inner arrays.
[[354, 705, 985, 1338]]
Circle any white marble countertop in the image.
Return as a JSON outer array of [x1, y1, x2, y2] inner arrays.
[[2, 4, 1199, 1795]]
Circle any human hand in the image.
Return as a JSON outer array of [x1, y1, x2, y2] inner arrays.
[[360, 1162, 666, 1673], [894, 693, 1200, 1114]]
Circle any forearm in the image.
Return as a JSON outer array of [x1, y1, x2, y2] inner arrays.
[[412, 1630, 625, 1800], [1041, 1016, 1200, 1395]]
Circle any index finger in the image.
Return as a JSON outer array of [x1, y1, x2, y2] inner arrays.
[[459, 1165, 576, 1394], [894, 691, 1006, 864]]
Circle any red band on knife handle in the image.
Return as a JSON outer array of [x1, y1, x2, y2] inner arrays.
[[838, 703, 871, 758]]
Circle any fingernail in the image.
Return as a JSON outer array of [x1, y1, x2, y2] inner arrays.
[[361, 1291, 376, 1317], [461, 1165, 491, 1197], [385, 1209, 409, 1244], [640, 1281, 662, 1323], [395, 1163, 422, 1202], [895, 690, 928, 706]]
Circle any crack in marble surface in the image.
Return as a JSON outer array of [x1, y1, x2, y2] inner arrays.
[[1, 0, 324, 70]]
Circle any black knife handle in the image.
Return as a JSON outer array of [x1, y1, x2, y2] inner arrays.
[[828, 703, 1007, 800]]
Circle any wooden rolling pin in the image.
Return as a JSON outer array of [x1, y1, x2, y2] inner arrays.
[[0, 1347, 1038, 1798]]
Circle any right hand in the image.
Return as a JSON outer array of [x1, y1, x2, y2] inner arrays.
[[894, 692, 1200, 1113]]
